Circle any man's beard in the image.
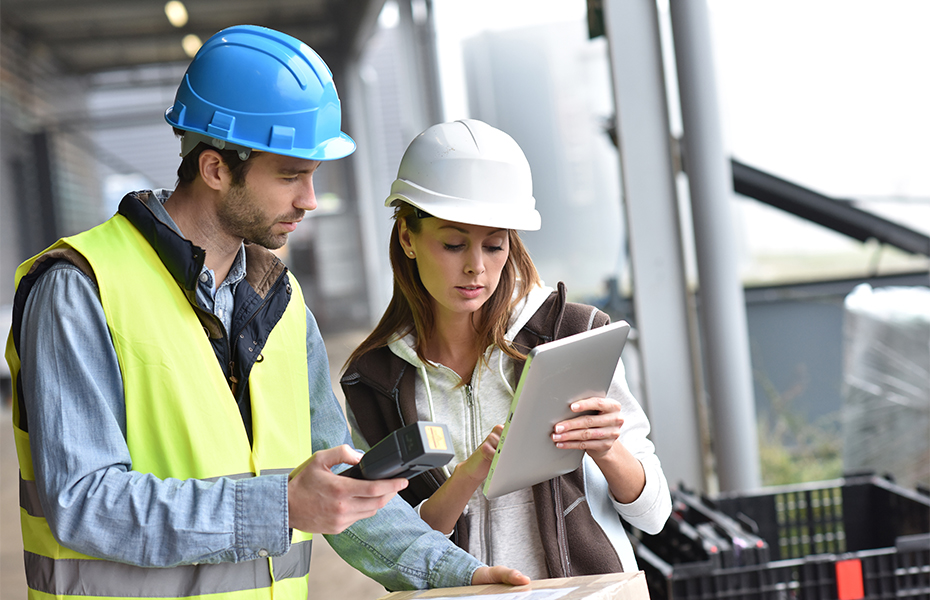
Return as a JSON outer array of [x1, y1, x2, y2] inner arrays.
[[218, 183, 303, 250]]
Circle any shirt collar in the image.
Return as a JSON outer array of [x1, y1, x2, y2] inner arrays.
[[118, 189, 247, 291]]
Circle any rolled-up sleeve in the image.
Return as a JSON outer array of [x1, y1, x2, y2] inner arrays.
[[606, 358, 672, 534], [304, 307, 482, 590]]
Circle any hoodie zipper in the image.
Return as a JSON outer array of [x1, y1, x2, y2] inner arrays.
[[465, 384, 480, 451], [465, 383, 494, 567]]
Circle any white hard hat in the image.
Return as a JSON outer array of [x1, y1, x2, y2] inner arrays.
[[385, 119, 541, 231]]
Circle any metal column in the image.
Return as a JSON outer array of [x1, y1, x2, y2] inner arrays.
[[601, 0, 705, 491], [669, 0, 761, 491]]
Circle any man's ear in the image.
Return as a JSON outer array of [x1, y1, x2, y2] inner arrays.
[[198, 149, 229, 192]]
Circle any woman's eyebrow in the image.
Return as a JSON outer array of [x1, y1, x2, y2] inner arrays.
[[438, 225, 506, 236]]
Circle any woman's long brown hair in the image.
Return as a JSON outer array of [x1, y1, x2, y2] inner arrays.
[[344, 202, 541, 371]]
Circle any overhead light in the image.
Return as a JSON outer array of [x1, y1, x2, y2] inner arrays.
[[378, 0, 399, 29], [165, 1, 189, 28], [182, 34, 202, 58]]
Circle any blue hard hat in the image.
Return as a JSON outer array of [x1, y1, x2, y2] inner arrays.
[[165, 24, 356, 161]]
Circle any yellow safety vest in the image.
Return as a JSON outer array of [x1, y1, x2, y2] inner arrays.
[[6, 213, 313, 599]]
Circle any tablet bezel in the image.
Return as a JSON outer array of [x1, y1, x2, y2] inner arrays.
[[482, 320, 631, 498]]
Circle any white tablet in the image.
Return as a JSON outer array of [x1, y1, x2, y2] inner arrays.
[[482, 320, 631, 499]]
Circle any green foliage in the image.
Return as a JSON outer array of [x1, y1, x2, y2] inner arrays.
[[755, 367, 843, 486]]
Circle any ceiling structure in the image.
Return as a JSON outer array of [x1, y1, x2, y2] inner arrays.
[[0, 0, 383, 76]]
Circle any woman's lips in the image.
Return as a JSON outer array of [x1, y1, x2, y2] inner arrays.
[[456, 285, 484, 299]]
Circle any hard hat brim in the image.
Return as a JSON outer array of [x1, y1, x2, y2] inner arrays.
[[166, 111, 356, 161], [385, 185, 542, 232]]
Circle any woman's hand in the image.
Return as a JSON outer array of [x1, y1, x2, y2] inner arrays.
[[550, 396, 623, 460], [418, 424, 504, 534], [551, 396, 646, 504], [456, 424, 504, 485]]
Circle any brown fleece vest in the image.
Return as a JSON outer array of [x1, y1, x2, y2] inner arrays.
[[340, 283, 623, 577], [341, 282, 624, 577]]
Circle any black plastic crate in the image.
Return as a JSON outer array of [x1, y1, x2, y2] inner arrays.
[[711, 475, 930, 561], [796, 535, 930, 600], [636, 536, 929, 600], [634, 547, 803, 600], [630, 476, 930, 600], [675, 487, 771, 568]]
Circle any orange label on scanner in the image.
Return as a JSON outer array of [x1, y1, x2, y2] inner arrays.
[[425, 426, 447, 450]]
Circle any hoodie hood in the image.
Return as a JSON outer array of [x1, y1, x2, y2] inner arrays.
[[388, 282, 555, 370]]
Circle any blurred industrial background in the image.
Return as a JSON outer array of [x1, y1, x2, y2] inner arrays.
[[1, 0, 928, 597]]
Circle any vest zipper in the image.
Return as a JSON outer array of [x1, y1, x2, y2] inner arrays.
[[552, 478, 571, 576], [226, 330, 237, 388], [226, 272, 288, 387]]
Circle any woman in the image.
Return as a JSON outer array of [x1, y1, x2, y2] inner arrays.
[[341, 120, 670, 580]]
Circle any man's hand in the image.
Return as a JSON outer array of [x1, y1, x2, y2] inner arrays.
[[471, 566, 531, 586], [288, 445, 408, 534]]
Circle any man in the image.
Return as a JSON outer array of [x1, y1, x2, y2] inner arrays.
[[5, 25, 528, 598]]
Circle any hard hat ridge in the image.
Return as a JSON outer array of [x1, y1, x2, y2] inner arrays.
[[165, 24, 355, 161], [385, 119, 541, 231]]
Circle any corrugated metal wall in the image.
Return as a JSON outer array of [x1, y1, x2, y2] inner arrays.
[[1, 26, 104, 304]]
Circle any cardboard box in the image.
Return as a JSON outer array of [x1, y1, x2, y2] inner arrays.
[[377, 571, 649, 600]]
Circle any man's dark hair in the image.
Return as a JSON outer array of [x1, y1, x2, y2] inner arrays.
[[173, 128, 253, 186]]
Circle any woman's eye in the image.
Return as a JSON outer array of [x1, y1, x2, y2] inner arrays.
[[443, 243, 465, 251], [485, 245, 504, 253]]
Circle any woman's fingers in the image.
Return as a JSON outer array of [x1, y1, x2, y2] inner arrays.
[[553, 397, 622, 433], [551, 397, 624, 454]]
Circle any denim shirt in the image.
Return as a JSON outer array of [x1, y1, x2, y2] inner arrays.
[[17, 190, 482, 590]]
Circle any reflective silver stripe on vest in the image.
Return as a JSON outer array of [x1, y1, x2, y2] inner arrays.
[[25, 539, 312, 597], [261, 468, 293, 476], [20, 470, 292, 517], [21, 469, 310, 596], [20, 476, 43, 518]]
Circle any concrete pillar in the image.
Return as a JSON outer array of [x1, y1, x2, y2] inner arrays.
[[669, 0, 761, 491], [601, 0, 706, 491]]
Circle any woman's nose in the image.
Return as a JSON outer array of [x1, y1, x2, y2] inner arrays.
[[465, 249, 485, 275]]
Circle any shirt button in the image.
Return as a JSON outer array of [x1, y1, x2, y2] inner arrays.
[[199, 273, 209, 283], [258, 549, 268, 558]]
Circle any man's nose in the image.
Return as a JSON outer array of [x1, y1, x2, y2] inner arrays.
[[295, 178, 317, 211]]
